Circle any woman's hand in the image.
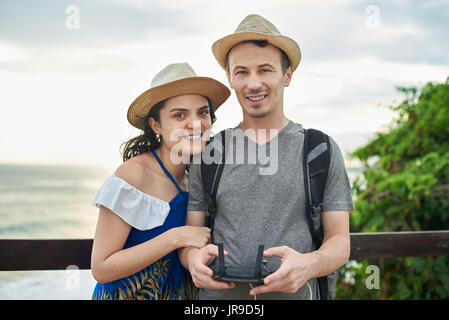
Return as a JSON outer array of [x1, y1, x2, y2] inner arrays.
[[173, 226, 211, 249]]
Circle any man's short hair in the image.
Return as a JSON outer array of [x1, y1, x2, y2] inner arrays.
[[225, 40, 291, 74]]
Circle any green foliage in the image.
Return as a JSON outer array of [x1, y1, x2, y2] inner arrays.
[[335, 78, 449, 299]]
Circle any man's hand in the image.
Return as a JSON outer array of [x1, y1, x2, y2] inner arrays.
[[188, 244, 235, 290], [249, 245, 317, 296], [250, 211, 350, 296]]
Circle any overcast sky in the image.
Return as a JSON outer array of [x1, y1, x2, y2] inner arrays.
[[1, 0, 448, 168]]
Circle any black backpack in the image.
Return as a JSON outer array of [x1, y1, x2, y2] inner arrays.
[[200, 128, 336, 299]]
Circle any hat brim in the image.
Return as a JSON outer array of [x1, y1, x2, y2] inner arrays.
[[212, 32, 301, 72], [127, 77, 231, 130]]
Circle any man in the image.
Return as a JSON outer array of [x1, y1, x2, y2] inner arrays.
[[179, 14, 354, 300]]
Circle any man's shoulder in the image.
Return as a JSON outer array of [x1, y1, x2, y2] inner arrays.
[[286, 121, 305, 136]]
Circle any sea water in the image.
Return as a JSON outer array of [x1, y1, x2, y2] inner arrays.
[[0, 164, 111, 299]]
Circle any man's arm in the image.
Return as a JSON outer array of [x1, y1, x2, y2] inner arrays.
[[310, 210, 350, 277], [249, 210, 349, 296]]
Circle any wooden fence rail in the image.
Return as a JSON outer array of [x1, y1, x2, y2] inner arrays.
[[1, 231, 449, 271]]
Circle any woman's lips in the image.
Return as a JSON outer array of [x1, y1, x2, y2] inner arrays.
[[182, 134, 202, 141]]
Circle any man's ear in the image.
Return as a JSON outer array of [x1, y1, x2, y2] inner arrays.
[[148, 117, 161, 135], [283, 66, 293, 87]]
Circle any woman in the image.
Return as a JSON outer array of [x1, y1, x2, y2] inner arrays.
[[90, 63, 230, 300]]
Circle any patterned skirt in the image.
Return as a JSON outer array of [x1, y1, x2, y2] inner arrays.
[[92, 257, 198, 300]]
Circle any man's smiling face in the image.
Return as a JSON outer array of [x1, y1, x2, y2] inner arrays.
[[226, 42, 292, 119]]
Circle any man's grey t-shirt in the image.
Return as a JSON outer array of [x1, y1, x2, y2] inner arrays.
[[187, 121, 355, 300]]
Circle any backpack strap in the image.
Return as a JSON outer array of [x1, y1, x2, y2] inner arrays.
[[201, 130, 227, 243], [303, 128, 331, 299], [217, 243, 226, 277]]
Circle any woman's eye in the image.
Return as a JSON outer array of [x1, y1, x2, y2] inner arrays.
[[174, 113, 185, 119], [200, 110, 210, 116]]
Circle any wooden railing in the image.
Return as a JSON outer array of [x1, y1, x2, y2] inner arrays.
[[1, 231, 449, 271]]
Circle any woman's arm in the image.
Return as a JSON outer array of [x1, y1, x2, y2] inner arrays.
[[178, 209, 206, 269], [91, 206, 210, 283], [91, 205, 176, 283]]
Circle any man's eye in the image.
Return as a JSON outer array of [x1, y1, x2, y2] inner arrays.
[[261, 69, 271, 73], [235, 70, 247, 75]]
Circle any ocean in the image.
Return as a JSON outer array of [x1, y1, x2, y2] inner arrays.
[[0, 163, 362, 300], [0, 164, 111, 299]]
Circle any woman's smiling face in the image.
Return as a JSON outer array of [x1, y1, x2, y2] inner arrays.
[[150, 94, 212, 159]]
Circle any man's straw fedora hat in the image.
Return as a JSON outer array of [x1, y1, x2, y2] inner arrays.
[[127, 62, 231, 130], [212, 14, 301, 71]]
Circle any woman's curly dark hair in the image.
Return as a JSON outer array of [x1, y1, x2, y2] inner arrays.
[[120, 98, 216, 162]]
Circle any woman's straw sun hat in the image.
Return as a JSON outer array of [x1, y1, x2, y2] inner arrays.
[[212, 14, 301, 71], [127, 63, 231, 130]]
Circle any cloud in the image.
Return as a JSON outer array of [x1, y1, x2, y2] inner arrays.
[[0, 0, 203, 47], [0, 0, 231, 74], [274, 0, 449, 66], [0, 0, 448, 167], [0, 41, 140, 73], [2, 0, 448, 73]]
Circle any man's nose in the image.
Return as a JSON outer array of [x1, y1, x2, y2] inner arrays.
[[247, 73, 263, 91]]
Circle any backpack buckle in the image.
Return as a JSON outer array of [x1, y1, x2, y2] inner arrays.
[[312, 203, 323, 215]]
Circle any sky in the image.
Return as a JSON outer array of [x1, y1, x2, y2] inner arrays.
[[0, 0, 448, 169]]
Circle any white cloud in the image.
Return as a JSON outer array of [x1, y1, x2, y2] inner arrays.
[[0, 0, 447, 167]]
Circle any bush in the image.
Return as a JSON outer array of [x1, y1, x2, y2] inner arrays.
[[335, 77, 449, 299]]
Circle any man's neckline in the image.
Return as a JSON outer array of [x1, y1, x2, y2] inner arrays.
[[235, 120, 294, 146]]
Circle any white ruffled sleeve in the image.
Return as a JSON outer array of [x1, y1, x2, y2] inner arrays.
[[92, 175, 171, 231]]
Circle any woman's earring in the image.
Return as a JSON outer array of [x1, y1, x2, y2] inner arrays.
[[155, 134, 161, 143]]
